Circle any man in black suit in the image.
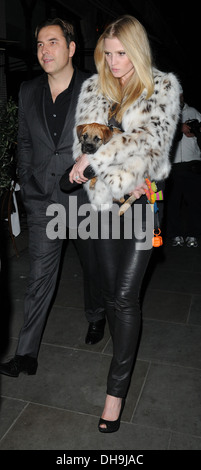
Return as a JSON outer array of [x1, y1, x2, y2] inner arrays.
[[0, 18, 105, 377]]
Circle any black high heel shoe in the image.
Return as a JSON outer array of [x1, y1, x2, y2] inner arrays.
[[98, 398, 125, 433]]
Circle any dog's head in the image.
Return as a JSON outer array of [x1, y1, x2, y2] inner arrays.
[[76, 123, 115, 154]]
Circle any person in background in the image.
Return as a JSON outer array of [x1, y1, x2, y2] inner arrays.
[[70, 15, 180, 432], [0, 17, 105, 378], [166, 91, 201, 247]]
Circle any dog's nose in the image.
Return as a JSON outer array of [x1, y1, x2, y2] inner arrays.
[[82, 143, 96, 154]]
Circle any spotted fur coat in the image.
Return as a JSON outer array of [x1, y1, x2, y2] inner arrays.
[[73, 68, 180, 210]]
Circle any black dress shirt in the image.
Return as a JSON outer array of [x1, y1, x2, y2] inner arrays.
[[44, 70, 75, 147]]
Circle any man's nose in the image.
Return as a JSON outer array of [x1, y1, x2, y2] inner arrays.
[[41, 44, 50, 54]]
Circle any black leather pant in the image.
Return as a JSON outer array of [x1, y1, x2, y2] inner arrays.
[[94, 198, 153, 398]]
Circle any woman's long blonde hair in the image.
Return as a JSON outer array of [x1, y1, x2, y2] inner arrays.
[[94, 15, 154, 122]]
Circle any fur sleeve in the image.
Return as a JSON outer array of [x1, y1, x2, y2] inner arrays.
[[85, 71, 181, 199], [72, 74, 109, 160]]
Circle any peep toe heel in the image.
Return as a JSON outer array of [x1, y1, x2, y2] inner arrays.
[[98, 399, 125, 434]]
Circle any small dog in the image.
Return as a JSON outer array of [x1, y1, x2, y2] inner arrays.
[[76, 122, 122, 188]]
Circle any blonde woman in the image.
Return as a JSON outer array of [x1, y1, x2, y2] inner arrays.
[[70, 15, 180, 433]]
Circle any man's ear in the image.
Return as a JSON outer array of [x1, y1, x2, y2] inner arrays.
[[69, 41, 76, 58]]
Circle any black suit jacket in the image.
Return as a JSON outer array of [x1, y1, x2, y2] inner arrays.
[[17, 68, 90, 223]]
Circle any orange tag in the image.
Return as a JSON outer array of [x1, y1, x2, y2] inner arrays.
[[152, 228, 163, 247]]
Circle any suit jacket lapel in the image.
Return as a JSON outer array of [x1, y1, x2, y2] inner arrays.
[[59, 69, 81, 145], [34, 69, 86, 148], [34, 74, 55, 147]]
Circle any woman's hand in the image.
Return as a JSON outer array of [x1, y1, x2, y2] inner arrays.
[[129, 182, 147, 199], [69, 154, 90, 184]]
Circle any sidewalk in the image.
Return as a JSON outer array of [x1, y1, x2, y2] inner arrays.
[[1, 218, 201, 451]]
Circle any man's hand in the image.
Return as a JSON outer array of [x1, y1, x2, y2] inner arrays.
[[182, 123, 195, 138]]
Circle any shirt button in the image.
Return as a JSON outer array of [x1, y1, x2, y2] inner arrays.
[[53, 114, 56, 117], [54, 151, 59, 155], [54, 132, 57, 136]]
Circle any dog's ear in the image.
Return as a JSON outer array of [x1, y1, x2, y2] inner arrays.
[[77, 124, 86, 141], [102, 126, 113, 144]]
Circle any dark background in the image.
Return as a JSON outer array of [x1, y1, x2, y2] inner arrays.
[[1, 0, 200, 111]]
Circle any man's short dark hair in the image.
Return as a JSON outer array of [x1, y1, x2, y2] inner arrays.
[[35, 18, 75, 48]]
